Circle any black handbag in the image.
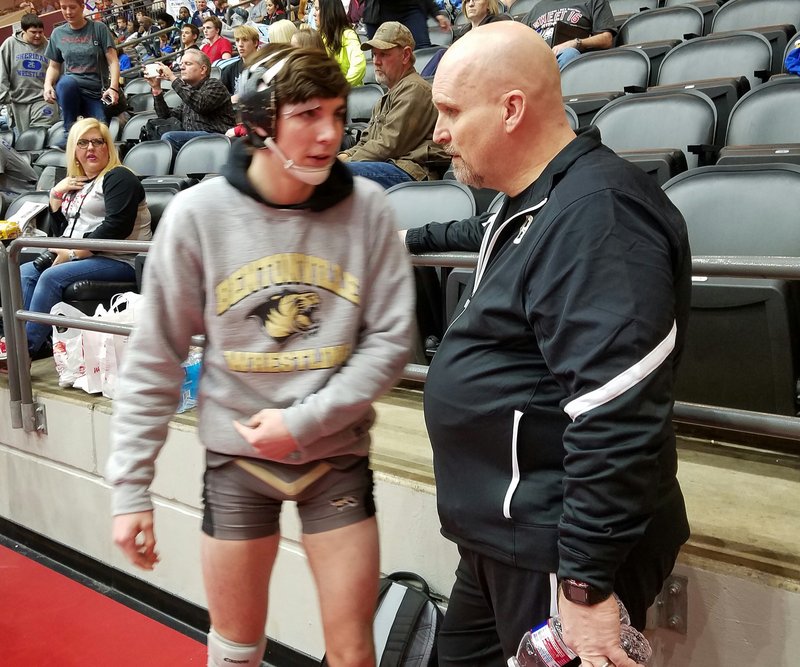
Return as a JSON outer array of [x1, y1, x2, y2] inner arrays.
[[91, 21, 128, 117]]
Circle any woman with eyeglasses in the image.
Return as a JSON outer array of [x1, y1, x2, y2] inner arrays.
[[19, 117, 152, 359]]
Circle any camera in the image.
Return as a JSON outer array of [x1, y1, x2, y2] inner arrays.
[[144, 63, 161, 79], [32, 250, 57, 272]]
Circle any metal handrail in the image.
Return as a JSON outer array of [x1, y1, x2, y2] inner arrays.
[[3, 238, 800, 442]]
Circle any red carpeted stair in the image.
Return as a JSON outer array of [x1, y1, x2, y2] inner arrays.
[[0, 543, 207, 665]]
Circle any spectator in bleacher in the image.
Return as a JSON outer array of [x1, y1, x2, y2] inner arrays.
[[114, 14, 131, 42], [128, 16, 161, 62], [175, 5, 192, 32], [267, 18, 298, 43], [215, 0, 249, 26], [15, 117, 151, 362], [339, 22, 450, 188], [201, 16, 233, 62], [315, 0, 366, 86], [145, 49, 235, 152], [191, 0, 215, 26], [107, 43, 413, 667], [172, 23, 201, 71], [290, 25, 326, 51], [262, 0, 287, 24], [454, 0, 511, 41], [522, 0, 616, 69], [43, 0, 120, 146], [248, 0, 268, 24], [405, 22, 690, 666], [156, 11, 179, 49], [0, 13, 60, 135], [221, 24, 260, 98], [363, 0, 451, 50]]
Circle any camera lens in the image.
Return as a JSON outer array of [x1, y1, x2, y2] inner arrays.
[[32, 250, 57, 272]]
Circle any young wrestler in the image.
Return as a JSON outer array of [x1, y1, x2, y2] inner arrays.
[[107, 44, 414, 667]]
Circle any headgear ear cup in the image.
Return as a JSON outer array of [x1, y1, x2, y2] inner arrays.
[[238, 55, 290, 145]]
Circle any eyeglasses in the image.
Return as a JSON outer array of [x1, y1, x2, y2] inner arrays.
[[76, 138, 106, 148]]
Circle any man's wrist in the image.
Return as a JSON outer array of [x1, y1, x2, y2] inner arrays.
[[560, 578, 612, 606], [574, 37, 583, 52]]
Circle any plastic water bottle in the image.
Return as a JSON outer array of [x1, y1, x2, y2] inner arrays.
[[507, 595, 652, 667]]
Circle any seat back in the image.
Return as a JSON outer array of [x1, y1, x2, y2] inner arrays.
[[142, 184, 177, 231], [413, 46, 446, 75], [124, 77, 153, 95], [663, 163, 800, 414], [33, 148, 68, 190], [607, 0, 658, 20], [591, 89, 716, 169], [14, 126, 48, 152], [123, 139, 174, 176], [657, 31, 773, 88], [385, 180, 476, 230], [163, 89, 182, 109], [119, 111, 158, 143], [127, 93, 156, 113], [724, 75, 800, 146], [560, 47, 650, 96], [663, 164, 800, 256], [386, 181, 477, 363], [564, 104, 579, 131], [46, 121, 65, 148], [346, 83, 383, 123], [711, 0, 800, 33], [618, 4, 704, 44], [172, 134, 231, 177], [508, 0, 539, 19], [363, 60, 377, 84]]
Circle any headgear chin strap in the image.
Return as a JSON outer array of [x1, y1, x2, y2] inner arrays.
[[263, 136, 334, 186]]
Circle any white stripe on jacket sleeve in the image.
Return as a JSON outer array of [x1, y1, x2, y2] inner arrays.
[[563, 320, 677, 421]]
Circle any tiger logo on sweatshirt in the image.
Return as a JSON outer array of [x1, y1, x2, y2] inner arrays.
[[248, 290, 321, 343]]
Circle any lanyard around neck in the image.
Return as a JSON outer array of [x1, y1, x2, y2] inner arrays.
[[63, 178, 98, 238]]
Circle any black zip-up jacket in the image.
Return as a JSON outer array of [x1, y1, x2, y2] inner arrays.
[[411, 128, 691, 594]]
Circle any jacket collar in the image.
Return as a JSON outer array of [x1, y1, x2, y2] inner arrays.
[[222, 138, 354, 212], [512, 126, 603, 207]]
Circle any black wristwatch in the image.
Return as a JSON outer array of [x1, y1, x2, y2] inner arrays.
[[560, 579, 612, 606]]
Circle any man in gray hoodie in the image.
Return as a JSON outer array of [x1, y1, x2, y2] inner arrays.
[[107, 44, 414, 667], [0, 13, 59, 135]]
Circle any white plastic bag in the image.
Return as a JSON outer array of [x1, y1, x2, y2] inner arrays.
[[98, 292, 142, 398], [50, 302, 87, 388], [52, 292, 143, 395]]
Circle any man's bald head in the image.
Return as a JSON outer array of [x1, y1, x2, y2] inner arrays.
[[441, 21, 561, 105], [432, 22, 575, 195]]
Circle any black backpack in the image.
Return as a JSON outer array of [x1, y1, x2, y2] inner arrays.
[[322, 571, 444, 667], [139, 117, 183, 142]]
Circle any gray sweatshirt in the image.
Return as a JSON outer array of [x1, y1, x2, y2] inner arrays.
[[0, 32, 58, 130], [106, 164, 415, 516]]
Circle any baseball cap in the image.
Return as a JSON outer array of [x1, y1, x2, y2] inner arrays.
[[361, 21, 415, 51]]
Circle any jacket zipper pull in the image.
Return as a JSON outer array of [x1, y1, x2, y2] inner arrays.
[[513, 215, 534, 245]]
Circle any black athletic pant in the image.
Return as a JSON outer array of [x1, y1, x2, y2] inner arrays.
[[438, 536, 682, 667]]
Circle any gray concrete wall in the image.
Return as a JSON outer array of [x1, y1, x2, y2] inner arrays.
[[1, 379, 799, 664]]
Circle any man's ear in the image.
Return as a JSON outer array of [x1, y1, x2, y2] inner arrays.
[[402, 45, 414, 66], [502, 90, 525, 134]]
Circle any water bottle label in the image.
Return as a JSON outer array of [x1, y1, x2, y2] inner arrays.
[[529, 620, 578, 667]]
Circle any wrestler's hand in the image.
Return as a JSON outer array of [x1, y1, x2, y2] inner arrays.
[[112, 511, 160, 571], [558, 592, 643, 667], [233, 409, 299, 460]]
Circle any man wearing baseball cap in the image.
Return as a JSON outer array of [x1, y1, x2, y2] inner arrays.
[[338, 21, 450, 188]]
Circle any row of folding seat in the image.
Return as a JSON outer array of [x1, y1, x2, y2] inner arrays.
[[387, 162, 800, 416], [564, 75, 800, 185]]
